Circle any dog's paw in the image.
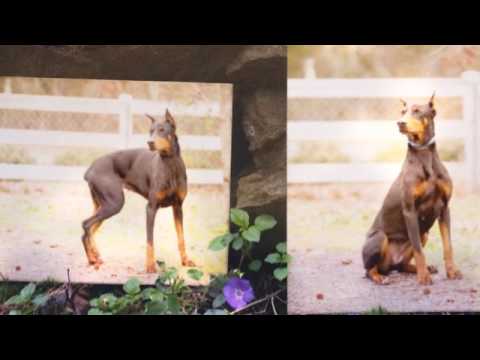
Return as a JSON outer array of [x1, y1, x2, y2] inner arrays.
[[372, 275, 390, 286], [146, 264, 157, 274], [417, 272, 433, 285], [447, 268, 463, 280], [182, 259, 196, 268], [427, 265, 439, 274]]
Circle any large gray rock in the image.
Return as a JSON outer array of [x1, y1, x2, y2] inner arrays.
[[241, 87, 286, 154]]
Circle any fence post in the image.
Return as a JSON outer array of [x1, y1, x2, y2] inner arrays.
[[118, 94, 133, 149], [304, 58, 317, 79], [461, 71, 480, 192], [3, 78, 12, 94]]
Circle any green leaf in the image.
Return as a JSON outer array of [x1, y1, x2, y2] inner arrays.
[[276, 242, 287, 254], [187, 269, 204, 281], [255, 215, 277, 231], [230, 209, 249, 230], [19, 283, 36, 302], [143, 288, 166, 303], [32, 293, 49, 307], [231, 235, 244, 251], [242, 226, 261, 242], [5, 295, 23, 306], [89, 298, 99, 308], [123, 278, 141, 295], [204, 309, 229, 315], [209, 235, 229, 251], [248, 260, 262, 272], [167, 295, 180, 315], [145, 301, 168, 315], [98, 294, 118, 310], [8, 310, 21, 315], [88, 308, 112, 315], [282, 254, 293, 264], [265, 253, 282, 264], [273, 267, 288, 281], [213, 294, 226, 308]]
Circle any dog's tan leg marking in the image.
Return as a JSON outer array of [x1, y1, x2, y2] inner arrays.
[[146, 204, 157, 274], [413, 250, 433, 285], [84, 199, 104, 269], [173, 203, 195, 268], [146, 242, 156, 273], [439, 217, 462, 280], [377, 236, 392, 274], [368, 266, 390, 285]]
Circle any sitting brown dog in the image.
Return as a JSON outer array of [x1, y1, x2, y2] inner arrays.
[[362, 93, 463, 285]]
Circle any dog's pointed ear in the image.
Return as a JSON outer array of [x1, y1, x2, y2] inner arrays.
[[400, 99, 408, 115], [146, 114, 156, 124], [165, 109, 176, 128], [429, 91, 436, 108]]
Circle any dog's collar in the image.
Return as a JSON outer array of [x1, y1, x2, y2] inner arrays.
[[408, 137, 436, 150]]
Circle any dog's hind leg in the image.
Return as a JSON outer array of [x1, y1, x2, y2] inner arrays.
[[82, 179, 125, 269], [363, 230, 390, 285]]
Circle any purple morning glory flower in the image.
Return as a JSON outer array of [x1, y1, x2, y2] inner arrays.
[[223, 277, 255, 310]]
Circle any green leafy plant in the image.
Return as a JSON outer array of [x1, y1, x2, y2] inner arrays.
[[265, 242, 291, 281], [209, 209, 278, 272], [87, 264, 206, 315], [364, 306, 390, 315], [4, 283, 49, 315]]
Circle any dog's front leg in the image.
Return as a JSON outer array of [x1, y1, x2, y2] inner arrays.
[[402, 197, 432, 285], [146, 203, 158, 273], [173, 203, 195, 267], [439, 207, 462, 280]]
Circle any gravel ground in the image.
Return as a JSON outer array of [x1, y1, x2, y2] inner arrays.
[[288, 183, 480, 314]]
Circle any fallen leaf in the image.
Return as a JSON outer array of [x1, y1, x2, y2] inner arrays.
[[423, 288, 431, 295], [49, 245, 59, 249], [316, 293, 324, 300], [33, 240, 41, 245], [470, 289, 478, 294], [341, 259, 353, 266], [447, 299, 455, 303], [15, 266, 21, 271]]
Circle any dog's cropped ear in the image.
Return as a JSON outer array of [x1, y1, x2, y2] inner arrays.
[[145, 114, 156, 124], [429, 91, 436, 108], [165, 109, 176, 129], [400, 99, 408, 115]]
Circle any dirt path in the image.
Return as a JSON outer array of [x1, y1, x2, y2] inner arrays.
[[0, 181, 227, 286], [288, 184, 480, 314], [288, 249, 480, 314]]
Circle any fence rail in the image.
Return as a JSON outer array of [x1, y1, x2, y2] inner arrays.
[[288, 72, 480, 191], [0, 92, 225, 184]]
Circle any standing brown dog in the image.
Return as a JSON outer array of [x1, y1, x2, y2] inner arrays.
[[81, 110, 195, 273], [362, 93, 462, 285]]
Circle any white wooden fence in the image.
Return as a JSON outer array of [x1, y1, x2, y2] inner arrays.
[[288, 71, 480, 191], [0, 93, 225, 184]]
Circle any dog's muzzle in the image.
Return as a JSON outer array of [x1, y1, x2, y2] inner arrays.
[[397, 121, 408, 134]]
